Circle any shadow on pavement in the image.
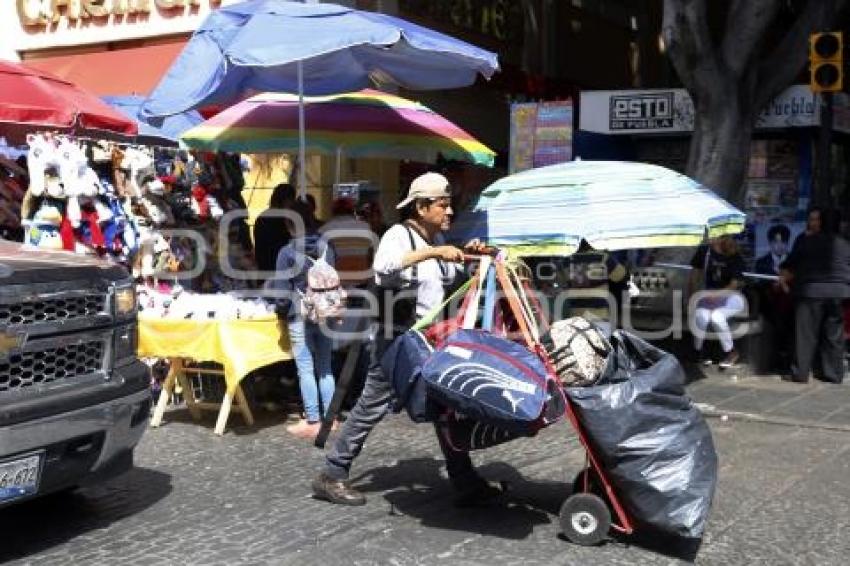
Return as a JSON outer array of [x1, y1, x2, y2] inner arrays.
[[351, 458, 565, 541], [610, 530, 702, 563], [351, 458, 703, 559], [0, 467, 172, 562]]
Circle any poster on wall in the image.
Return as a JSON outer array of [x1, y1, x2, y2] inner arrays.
[[742, 138, 802, 271], [509, 100, 573, 173], [752, 221, 806, 275]]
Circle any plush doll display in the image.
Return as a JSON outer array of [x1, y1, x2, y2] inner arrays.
[[137, 283, 275, 320]]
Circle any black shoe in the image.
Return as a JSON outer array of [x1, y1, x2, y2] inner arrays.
[[453, 479, 504, 508], [781, 374, 808, 383], [311, 473, 366, 506]]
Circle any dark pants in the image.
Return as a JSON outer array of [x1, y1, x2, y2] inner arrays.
[[762, 285, 794, 372], [324, 323, 479, 489], [794, 298, 845, 383]]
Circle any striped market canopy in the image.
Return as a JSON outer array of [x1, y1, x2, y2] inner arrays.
[[180, 89, 495, 167], [450, 160, 746, 256]]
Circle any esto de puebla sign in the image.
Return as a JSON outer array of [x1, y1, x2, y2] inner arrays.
[[580, 85, 842, 135], [17, 0, 220, 25], [609, 92, 674, 131]]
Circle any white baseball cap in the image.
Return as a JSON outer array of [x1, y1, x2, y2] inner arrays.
[[396, 172, 451, 209]]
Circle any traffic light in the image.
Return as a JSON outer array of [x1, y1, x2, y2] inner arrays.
[[809, 31, 843, 93]]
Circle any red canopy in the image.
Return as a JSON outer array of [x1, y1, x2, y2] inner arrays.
[[0, 60, 137, 137]]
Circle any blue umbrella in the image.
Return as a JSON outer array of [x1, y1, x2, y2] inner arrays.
[[450, 161, 746, 256], [140, 0, 499, 193], [102, 95, 203, 147]]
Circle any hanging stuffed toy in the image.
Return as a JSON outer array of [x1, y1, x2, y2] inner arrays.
[[98, 178, 132, 256], [24, 196, 66, 251], [56, 136, 86, 229], [190, 172, 224, 221], [25, 133, 58, 198], [190, 183, 211, 219], [140, 177, 175, 227], [120, 147, 155, 198]]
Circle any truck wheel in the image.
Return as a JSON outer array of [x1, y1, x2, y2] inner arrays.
[[559, 493, 611, 546]]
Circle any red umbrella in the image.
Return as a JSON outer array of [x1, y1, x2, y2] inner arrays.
[[0, 60, 137, 138]]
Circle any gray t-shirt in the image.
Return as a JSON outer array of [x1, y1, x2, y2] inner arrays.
[[372, 223, 460, 317]]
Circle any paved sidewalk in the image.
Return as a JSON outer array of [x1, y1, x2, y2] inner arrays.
[[686, 364, 850, 431], [2, 359, 850, 565]]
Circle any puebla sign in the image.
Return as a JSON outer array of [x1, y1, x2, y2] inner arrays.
[[581, 86, 847, 135], [17, 0, 221, 25]]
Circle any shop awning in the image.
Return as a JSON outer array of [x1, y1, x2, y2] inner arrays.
[[24, 41, 186, 97]]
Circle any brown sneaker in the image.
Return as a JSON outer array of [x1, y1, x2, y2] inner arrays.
[[311, 473, 366, 506]]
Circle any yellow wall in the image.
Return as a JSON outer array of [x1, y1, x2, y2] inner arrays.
[[241, 152, 402, 242]]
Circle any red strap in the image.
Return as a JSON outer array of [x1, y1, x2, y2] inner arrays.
[[81, 209, 105, 247], [59, 217, 75, 251], [495, 262, 535, 349]]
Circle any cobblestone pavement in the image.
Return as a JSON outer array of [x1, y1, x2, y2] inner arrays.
[[2, 372, 850, 566]]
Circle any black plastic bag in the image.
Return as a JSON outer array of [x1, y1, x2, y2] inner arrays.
[[565, 331, 718, 539]]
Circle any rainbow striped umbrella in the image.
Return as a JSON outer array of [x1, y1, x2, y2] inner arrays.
[[180, 89, 495, 167]]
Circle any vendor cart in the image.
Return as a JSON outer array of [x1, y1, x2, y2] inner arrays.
[[427, 252, 716, 544], [417, 253, 634, 545]]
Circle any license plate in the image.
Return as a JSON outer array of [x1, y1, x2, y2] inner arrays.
[[0, 453, 42, 503]]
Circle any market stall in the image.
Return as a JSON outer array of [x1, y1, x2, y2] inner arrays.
[[140, 313, 291, 435]]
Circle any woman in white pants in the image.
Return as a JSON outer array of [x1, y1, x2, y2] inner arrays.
[[690, 236, 747, 368]]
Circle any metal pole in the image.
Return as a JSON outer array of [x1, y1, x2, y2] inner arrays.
[[816, 92, 834, 208], [335, 146, 342, 187], [298, 60, 307, 200]]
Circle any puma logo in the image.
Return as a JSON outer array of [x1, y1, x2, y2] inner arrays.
[[501, 389, 524, 413]]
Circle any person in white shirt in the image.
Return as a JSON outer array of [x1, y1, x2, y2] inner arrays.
[[311, 172, 496, 507]]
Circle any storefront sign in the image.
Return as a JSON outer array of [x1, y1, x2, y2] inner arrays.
[[609, 92, 674, 131], [582, 89, 693, 135], [509, 100, 573, 173], [4, 0, 232, 54], [16, 0, 219, 26], [580, 85, 846, 135]]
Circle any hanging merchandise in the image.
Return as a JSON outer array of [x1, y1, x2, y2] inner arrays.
[[17, 132, 257, 298], [0, 154, 27, 236], [21, 132, 143, 258], [137, 284, 275, 320]]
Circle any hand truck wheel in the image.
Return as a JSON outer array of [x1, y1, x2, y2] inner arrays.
[[559, 493, 611, 546]]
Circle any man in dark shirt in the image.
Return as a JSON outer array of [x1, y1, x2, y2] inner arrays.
[[755, 224, 794, 372], [253, 183, 295, 275], [780, 208, 850, 383]]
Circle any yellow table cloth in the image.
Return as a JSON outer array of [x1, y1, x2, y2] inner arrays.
[[138, 315, 292, 394]]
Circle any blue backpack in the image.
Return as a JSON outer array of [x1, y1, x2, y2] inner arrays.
[[421, 328, 560, 435]]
